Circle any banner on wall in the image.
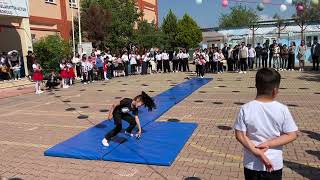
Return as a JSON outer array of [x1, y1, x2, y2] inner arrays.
[[0, 0, 29, 17]]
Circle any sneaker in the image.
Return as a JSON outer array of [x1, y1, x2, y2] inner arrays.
[[244, 71, 247, 74], [201, 76, 204, 78], [105, 78, 109, 81], [83, 82, 87, 85], [125, 131, 134, 137], [102, 138, 109, 147], [239, 71, 243, 74]]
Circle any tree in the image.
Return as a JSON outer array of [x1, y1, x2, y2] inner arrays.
[[134, 20, 165, 50], [33, 35, 71, 75], [81, 2, 111, 48], [219, 5, 259, 28], [292, 0, 319, 40], [81, 0, 141, 50], [161, 9, 178, 49], [176, 14, 202, 49], [273, 13, 287, 39]]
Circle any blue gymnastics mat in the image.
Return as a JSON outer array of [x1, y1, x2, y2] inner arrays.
[[44, 78, 212, 165]]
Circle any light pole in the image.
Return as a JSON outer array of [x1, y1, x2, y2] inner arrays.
[[71, 5, 76, 58], [77, 0, 82, 54]]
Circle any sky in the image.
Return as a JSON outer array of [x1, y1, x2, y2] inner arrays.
[[158, 0, 297, 28]]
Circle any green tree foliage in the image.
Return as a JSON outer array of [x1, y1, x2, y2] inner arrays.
[[81, 0, 141, 50], [134, 20, 165, 51], [176, 14, 202, 49], [33, 35, 71, 75], [161, 9, 178, 50], [219, 5, 259, 28]]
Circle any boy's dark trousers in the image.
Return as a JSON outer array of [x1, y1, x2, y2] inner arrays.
[[244, 168, 282, 180], [104, 111, 136, 140], [163, 60, 170, 73], [196, 64, 200, 76], [124, 61, 129, 76], [240, 58, 248, 71], [186, 59, 190, 72], [199, 65, 205, 77], [172, 60, 178, 71], [212, 61, 218, 73], [178, 59, 183, 71], [97, 67, 104, 80], [312, 55, 319, 71], [157, 60, 163, 71], [256, 55, 262, 68], [269, 53, 273, 68], [88, 70, 94, 82], [262, 56, 268, 68]]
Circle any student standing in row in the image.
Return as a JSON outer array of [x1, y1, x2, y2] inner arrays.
[[311, 39, 320, 71], [288, 42, 296, 71], [248, 44, 256, 70], [298, 40, 307, 72], [255, 43, 262, 69], [162, 50, 170, 73], [156, 51, 162, 72], [239, 42, 248, 74]]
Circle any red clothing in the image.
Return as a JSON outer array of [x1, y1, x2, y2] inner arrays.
[[68, 67, 76, 78], [60, 69, 68, 78], [33, 70, 43, 81], [103, 63, 108, 72]]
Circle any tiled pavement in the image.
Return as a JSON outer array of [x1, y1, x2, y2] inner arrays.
[[0, 70, 319, 180]]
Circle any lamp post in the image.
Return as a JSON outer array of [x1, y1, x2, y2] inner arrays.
[[77, 0, 82, 54]]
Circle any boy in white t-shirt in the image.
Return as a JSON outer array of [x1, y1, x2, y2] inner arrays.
[[234, 68, 298, 180]]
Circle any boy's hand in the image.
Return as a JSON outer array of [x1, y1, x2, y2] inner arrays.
[[256, 142, 270, 153], [258, 153, 274, 172]]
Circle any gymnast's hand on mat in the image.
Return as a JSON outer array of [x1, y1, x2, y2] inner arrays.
[[136, 131, 142, 139]]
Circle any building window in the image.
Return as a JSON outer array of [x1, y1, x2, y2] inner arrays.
[[69, 0, 77, 8], [45, 0, 56, 4]]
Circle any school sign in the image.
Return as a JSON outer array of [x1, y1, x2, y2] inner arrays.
[[0, 0, 29, 17]]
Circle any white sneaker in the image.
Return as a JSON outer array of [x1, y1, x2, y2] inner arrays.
[[105, 78, 109, 81], [125, 131, 134, 137], [92, 81, 95, 83], [244, 71, 247, 74], [239, 71, 243, 74], [83, 82, 87, 85], [102, 138, 109, 147]]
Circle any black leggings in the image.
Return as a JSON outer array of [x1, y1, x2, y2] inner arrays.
[[104, 111, 136, 140]]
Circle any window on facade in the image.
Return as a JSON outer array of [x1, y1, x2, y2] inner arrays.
[[69, 0, 77, 8], [45, 0, 55, 4]]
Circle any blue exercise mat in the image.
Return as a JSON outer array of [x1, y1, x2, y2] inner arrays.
[[44, 78, 212, 165]]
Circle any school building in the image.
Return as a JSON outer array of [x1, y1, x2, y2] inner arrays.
[[0, 0, 158, 75]]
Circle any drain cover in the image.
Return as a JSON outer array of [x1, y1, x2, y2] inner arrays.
[[77, 115, 89, 119]]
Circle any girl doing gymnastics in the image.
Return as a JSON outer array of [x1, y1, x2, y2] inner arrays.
[[102, 91, 156, 147]]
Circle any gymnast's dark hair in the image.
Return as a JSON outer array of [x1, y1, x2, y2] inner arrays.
[[134, 91, 156, 111]]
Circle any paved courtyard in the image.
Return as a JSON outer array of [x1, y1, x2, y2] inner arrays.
[[0, 71, 319, 180]]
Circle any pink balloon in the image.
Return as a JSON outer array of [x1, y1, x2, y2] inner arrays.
[[262, 0, 271, 3], [297, 4, 304, 11], [222, 0, 228, 7]]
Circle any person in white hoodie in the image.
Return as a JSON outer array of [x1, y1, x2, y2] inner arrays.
[[239, 42, 249, 74]]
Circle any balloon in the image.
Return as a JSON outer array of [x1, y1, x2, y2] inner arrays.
[[257, 3, 264, 11], [311, 0, 319, 5], [196, 0, 202, 4], [280, 4, 287, 12], [286, 0, 293, 4], [297, 4, 304, 11], [222, 0, 228, 8], [262, 0, 271, 3]]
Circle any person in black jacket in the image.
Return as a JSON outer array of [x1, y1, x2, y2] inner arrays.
[[261, 44, 269, 68], [269, 40, 277, 68], [255, 43, 262, 69], [311, 39, 320, 71]]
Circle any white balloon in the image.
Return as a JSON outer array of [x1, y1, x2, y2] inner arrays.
[[286, 0, 292, 5], [196, 0, 203, 4], [280, 4, 287, 12]]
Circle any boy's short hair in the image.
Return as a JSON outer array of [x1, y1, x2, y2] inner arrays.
[[256, 68, 281, 96]]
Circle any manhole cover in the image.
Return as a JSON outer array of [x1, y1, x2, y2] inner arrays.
[[199, 91, 207, 93], [185, 177, 201, 180], [315, 92, 320, 94], [97, 90, 103, 92], [299, 88, 309, 90], [234, 102, 245, 105], [62, 100, 71, 103], [117, 81, 122, 82], [122, 84, 128, 85], [80, 106, 89, 109], [115, 97, 122, 99], [100, 109, 109, 113], [141, 84, 149, 86], [80, 89, 86, 91], [55, 89, 60, 91], [120, 90, 126, 92], [55, 95, 61, 98], [281, 78, 286, 79], [248, 87, 255, 89], [65, 108, 76, 111], [218, 86, 226, 88], [287, 104, 298, 107], [236, 79, 242, 81], [149, 90, 155, 92], [232, 91, 240, 93], [167, 80, 172, 82], [48, 93, 55, 95], [77, 115, 89, 119], [168, 119, 180, 122], [217, 126, 232, 131], [170, 85, 175, 86], [194, 100, 204, 103], [213, 102, 223, 104], [280, 88, 287, 89]]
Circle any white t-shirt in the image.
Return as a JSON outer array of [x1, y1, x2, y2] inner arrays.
[[182, 53, 190, 59], [162, 53, 169, 60], [213, 52, 219, 62], [156, 54, 162, 61], [129, 54, 137, 65], [234, 100, 298, 171], [122, 54, 129, 62], [248, 48, 256, 58]]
